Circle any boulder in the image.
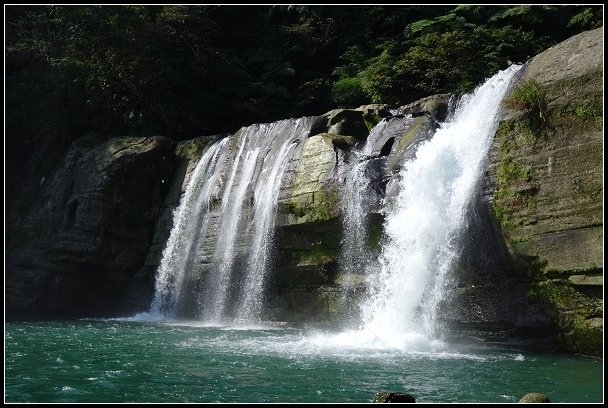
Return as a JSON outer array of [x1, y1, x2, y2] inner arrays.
[[323, 109, 372, 140], [356, 104, 393, 130], [279, 133, 341, 225], [373, 391, 416, 403], [400, 93, 452, 124], [518, 393, 550, 403]]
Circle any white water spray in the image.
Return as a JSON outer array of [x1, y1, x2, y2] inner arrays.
[[338, 120, 388, 299], [235, 122, 304, 321], [204, 146, 261, 321], [150, 139, 228, 317], [149, 118, 311, 323], [338, 65, 521, 349]]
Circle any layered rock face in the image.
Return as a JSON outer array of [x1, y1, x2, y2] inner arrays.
[[487, 27, 603, 355], [6, 136, 177, 316], [269, 105, 440, 324]]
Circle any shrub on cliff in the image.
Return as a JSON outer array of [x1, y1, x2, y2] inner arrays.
[[504, 79, 552, 143]]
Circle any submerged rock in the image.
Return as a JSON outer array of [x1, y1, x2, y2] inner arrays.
[[373, 391, 416, 403], [518, 393, 550, 403]]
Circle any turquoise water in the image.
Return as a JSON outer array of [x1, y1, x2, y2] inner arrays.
[[5, 319, 603, 403]]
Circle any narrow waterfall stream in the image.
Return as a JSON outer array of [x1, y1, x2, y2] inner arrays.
[[149, 139, 228, 317], [338, 120, 388, 291]]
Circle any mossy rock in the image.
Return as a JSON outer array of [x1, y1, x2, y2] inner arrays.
[[400, 93, 451, 123], [561, 317, 603, 355], [292, 248, 336, 266], [283, 186, 341, 225], [321, 133, 358, 150], [175, 134, 227, 160], [283, 134, 342, 224], [175, 138, 209, 160], [323, 109, 370, 140], [518, 393, 550, 403], [490, 39, 603, 357], [387, 116, 429, 172]]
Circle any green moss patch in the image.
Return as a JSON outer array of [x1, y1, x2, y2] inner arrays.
[[176, 139, 209, 160], [504, 79, 553, 144], [292, 248, 337, 266], [282, 186, 341, 224], [562, 317, 603, 355]]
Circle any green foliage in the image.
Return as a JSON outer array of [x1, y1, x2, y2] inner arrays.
[[332, 77, 367, 107], [494, 154, 537, 222], [409, 19, 436, 33], [408, 13, 466, 35], [563, 317, 603, 355], [505, 79, 552, 143], [520, 165, 532, 182], [492, 119, 540, 232], [282, 200, 308, 218], [567, 7, 603, 31], [489, 5, 558, 24], [293, 249, 336, 266], [570, 97, 604, 126], [510, 235, 530, 244], [361, 24, 541, 104], [498, 158, 520, 185], [332, 45, 370, 79], [5, 4, 601, 146], [505, 79, 548, 116], [490, 202, 517, 230]]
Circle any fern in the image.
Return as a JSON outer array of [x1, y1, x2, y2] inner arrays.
[[568, 8, 600, 30]]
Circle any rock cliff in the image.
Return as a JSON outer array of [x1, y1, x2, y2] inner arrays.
[[5, 29, 602, 356], [6, 136, 177, 316], [487, 27, 603, 355]]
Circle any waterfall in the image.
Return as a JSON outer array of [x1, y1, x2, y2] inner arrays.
[[337, 121, 388, 298], [338, 114, 416, 314], [202, 142, 260, 321], [150, 118, 311, 323], [340, 122, 385, 264], [149, 63, 519, 337], [355, 65, 522, 346], [150, 139, 228, 317], [235, 133, 301, 321]]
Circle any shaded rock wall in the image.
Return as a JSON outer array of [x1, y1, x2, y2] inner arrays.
[[6, 136, 177, 316]]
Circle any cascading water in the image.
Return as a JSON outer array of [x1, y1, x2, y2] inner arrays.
[[150, 139, 228, 317], [339, 120, 388, 286], [150, 63, 519, 342], [149, 118, 312, 324], [358, 65, 522, 347], [202, 143, 260, 322], [338, 114, 416, 302], [235, 129, 302, 321], [311, 65, 522, 351]]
